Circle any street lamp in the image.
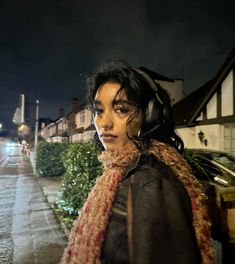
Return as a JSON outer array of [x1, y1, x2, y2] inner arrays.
[[33, 99, 39, 175], [0, 123, 2, 129]]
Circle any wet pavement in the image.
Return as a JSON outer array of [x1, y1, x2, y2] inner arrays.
[[0, 142, 67, 264]]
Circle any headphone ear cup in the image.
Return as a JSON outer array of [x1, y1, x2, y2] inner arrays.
[[144, 98, 163, 129]]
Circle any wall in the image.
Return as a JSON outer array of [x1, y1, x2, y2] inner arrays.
[[176, 127, 196, 148], [177, 124, 224, 150]]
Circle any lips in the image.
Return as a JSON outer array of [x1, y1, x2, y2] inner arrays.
[[100, 133, 117, 142]]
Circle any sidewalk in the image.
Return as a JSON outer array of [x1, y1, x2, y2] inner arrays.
[[0, 150, 68, 264]]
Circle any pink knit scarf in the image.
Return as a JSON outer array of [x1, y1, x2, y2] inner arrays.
[[61, 140, 213, 264]]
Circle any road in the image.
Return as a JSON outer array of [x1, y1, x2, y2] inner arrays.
[[0, 138, 67, 264]]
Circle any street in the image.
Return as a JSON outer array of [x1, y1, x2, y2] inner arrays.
[[0, 139, 67, 264]]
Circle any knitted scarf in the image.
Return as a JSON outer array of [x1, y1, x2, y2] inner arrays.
[[60, 140, 213, 264]]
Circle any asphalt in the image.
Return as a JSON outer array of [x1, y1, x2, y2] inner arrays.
[[0, 148, 68, 264]]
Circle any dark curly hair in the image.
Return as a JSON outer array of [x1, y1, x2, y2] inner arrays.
[[87, 60, 184, 153]]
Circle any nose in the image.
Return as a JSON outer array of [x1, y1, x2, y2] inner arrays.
[[100, 111, 114, 131]]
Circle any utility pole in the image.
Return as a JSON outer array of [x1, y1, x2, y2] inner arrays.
[[34, 99, 39, 174]]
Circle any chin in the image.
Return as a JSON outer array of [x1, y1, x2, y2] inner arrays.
[[102, 142, 121, 151], [103, 145, 116, 151]]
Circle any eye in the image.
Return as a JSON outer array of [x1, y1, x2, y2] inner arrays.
[[93, 107, 103, 115], [115, 107, 129, 114]]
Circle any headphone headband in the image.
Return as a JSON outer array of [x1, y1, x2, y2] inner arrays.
[[133, 68, 163, 105]]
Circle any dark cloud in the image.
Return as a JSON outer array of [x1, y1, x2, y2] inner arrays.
[[0, 0, 234, 129]]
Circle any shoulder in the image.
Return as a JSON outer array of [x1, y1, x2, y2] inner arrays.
[[125, 152, 176, 185], [126, 152, 191, 204]]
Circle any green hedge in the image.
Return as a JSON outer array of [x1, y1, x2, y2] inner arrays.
[[36, 141, 68, 176], [56, 141, 102, 215]]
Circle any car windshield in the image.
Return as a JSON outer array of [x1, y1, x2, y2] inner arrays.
[[187, 149, 235, 186], [210, 153, 235, 172]]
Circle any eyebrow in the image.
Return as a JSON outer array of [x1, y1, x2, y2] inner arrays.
[[93, 99, 102, 107], [93, 99, 131, 107], [112, 99, 130, 106]]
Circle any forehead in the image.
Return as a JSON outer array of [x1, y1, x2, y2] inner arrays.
[[95, 82, 126, 100]]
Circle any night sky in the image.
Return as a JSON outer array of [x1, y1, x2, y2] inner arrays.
[[0, 0, 234, 130]]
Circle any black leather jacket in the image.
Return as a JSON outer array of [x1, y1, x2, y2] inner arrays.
[[101, 152, 201, 264]]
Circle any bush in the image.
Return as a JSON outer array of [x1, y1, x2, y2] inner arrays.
[[36, 141, 68, 176], [56, 141, 102, 215]]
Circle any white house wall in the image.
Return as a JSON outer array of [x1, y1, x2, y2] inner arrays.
[[75, 109, 93, 128], [221, 69, 233, 117], [224, 123, 235, 155], [176, 127, 196, 148], [207, 93, 217, 119], [196, 125, 223, 150], [74, 112, 80, 128], [177, 124, 224, 150], [85, 110, 93, 127]]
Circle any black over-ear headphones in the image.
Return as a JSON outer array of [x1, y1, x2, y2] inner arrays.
[[133, 68, 169, 138]]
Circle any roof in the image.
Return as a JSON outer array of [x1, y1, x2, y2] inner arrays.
[[139, 66, 177, 82], [66, 102, 87, 117], [173, 80, 213, 125], [173, 47, 235, 126]]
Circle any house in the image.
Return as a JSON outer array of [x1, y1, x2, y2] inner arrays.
[[71, 103, 95, 142], [40, 98, 95, 143], [173, 47, 235, 154], [41, 121, 57, 141], [39, 117, 52, 131], [40, 107, 68, 142]]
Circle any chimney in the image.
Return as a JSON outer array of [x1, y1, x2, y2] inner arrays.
[[71, 97, 79, 111], [59, 107, 65, 118]]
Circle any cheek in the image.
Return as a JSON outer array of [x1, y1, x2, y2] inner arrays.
[[128, 114, 143, 135], [126, 120, 141, 137]]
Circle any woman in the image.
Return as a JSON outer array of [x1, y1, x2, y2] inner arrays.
[[61, 61, 214, 263]]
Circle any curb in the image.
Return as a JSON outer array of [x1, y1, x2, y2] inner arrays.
[[50, 204, 71, 239], [35, 176, 71, 238]]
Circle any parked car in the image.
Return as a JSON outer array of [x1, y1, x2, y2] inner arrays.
[[185, 149, 235, 246], [185, 148, 235, 188]]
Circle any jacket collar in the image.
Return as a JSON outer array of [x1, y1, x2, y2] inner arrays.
[[123, 151, 158, 180]]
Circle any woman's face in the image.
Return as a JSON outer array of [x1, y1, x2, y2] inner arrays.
[[93, 82, 143, 151]]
